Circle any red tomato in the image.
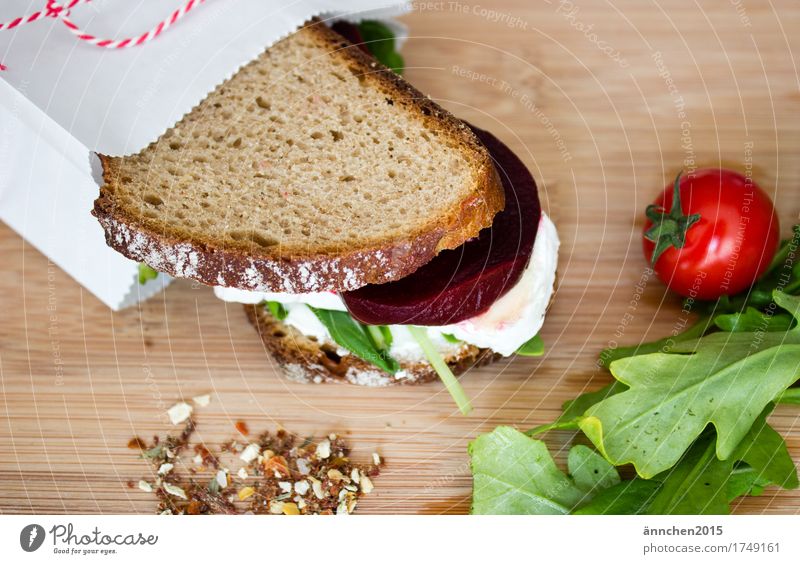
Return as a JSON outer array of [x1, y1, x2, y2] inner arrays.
[[642, 168, 779, 300]]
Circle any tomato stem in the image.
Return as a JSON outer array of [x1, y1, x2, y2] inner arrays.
[[644, 172, 702, 267]]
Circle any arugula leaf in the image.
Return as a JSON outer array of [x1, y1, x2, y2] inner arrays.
[[441, 333, 461, 344], [408, 326, 472, 415], [646, 432, 733, 515], [358, 20, 404, 74], [310, 308, 399, 374], [265, 301, 288, 321], [572, 479, 659, 515], [474, 409, 797, 515], [138, 264, 159, 285], [732, 404, 798, 490], [776, 387, 800, 405], [516, 335, 545, 357], [580, 291, 800, 478], [576, 414, 796, 515], [379, 325, 393, 348], [568, 444, 620, 494], [644, 406, 797, 514], [714, 307, 794, 333], [727, 466, 772, 499], [598, 314, 715, 367], [470, 426, 615, 514], [527, 381, 626, 436], [364, 324, 392, 351]]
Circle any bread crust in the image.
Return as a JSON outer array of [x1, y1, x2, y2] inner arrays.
[[92, 20, 504, 293], [244, 304, 498, 386]]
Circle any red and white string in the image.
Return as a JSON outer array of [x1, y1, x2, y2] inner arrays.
[[0, 0, 208, 69]]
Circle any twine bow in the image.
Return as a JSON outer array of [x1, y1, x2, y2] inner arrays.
[[0, 0, 207, 70]]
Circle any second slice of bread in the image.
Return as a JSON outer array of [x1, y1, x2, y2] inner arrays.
[[245, 304, 498, 386], [94, 21, 504, 293]]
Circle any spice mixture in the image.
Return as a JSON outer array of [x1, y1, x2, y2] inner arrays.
[[128, 397, 382, 515]]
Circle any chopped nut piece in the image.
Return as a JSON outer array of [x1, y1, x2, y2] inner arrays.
[[310, 478, 325, 500], [130, 417, 381, 515], [263, 455, 290, 477], [360, 475, 374, 494], [192, 394, 211, 407], [239, 443, 261, 463], [315, 439, 331, 459], [167, 402, 193, 425], [215, 470, 228, 489], [282, 502, 300, 515], [327, 469, 344, 483], [238, 487, 255, 501], [372, 453, 381, 465], [163, 483, 187, 499], [296, 458, 311, 475]]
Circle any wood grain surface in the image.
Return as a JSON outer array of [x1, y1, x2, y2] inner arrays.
[[2, 0, 800, 514]]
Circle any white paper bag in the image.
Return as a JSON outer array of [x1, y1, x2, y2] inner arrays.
[[0, 0, 407, 309]]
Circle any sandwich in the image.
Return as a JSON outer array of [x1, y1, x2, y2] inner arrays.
[[92, 19, 559, 413]]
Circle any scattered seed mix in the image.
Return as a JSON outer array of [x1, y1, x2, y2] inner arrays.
[[128, 399, 382, 515]]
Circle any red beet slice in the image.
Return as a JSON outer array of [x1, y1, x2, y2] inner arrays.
[[330, 21, 369, 54], [342, 125, 541, 326]]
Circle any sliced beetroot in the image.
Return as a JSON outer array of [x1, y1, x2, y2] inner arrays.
[[330, 21, 369, 54], [342, 125, 541, 326]]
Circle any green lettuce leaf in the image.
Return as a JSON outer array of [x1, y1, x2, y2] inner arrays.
[[777, 388, 800, 405], [358, 20, 404, 74], [598, 314, 715, 367], [576, 409, 796, 515], [732, 405, 799, 490], [266, 301, 288, 321], [469, 426, 617, 514], [580, 291, 800, 478], [309, 307, 399, 374], [527, 381, 626, 436], [408, 326, 472, 415], [726, 466, 773, 499], [572, 479, 659, 515], [516, 335, 545, 357], [646, 433, 733, 515], [138, 264, 159, 285], [714, 307, 794, 333]]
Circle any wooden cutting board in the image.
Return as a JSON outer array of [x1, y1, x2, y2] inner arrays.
[[2, 0, 800, 514]]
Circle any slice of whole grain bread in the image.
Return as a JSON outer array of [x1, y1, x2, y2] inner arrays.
[[93, 20, 504, 293], [244, 304, 498, 386]]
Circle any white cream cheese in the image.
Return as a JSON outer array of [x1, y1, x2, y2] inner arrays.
[[439, 214, 559, 355], [214, 213, 559, 359], [214, 287, 346, 310]]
